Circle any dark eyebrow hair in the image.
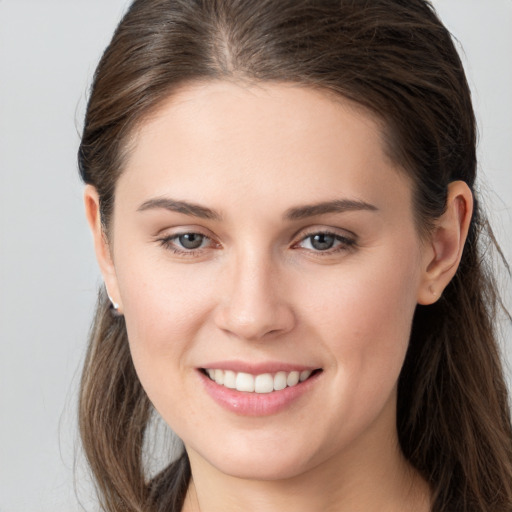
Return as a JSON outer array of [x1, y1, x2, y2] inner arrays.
[[284, 199, 378, 220], [137, 197, 377, 222], [137, 197, 222, 220]]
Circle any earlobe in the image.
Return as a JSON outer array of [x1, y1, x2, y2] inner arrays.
[[417, 181, 473, 305], [84, 185, 122, 311]]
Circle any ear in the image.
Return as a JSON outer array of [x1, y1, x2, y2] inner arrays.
[[417, 180, 473, 305], [84, 185, 122, 312]]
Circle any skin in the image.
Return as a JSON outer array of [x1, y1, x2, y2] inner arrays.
[[85, 81, 472, 512]]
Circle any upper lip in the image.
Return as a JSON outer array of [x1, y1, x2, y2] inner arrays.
[[199, 360, 321, 375]]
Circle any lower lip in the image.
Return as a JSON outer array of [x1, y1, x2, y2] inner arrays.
[[198, 370, 321, 416]]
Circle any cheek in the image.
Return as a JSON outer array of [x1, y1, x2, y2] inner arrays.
[[303, 242, 421, 388], [114, 253, 216, 378], [114, 260, 221, 430], [292, 247, 422, 450]]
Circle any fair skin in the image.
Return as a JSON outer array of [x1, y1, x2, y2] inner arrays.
[[85, 81, 472, 512]]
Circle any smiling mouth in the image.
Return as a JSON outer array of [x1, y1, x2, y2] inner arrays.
[[201, 368, 322, 394]]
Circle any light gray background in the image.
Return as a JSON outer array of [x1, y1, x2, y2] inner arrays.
[[0, 1, 511, 511]]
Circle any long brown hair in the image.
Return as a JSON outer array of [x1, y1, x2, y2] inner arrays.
[[78, 1, 512, 511]]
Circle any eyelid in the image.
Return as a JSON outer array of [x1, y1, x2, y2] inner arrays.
[[291, 227, 358, 254], [154, 225, 357, 256], [153, 223, 214, 237], [291, 225, 357, 243], [155, 228, 221, 255]]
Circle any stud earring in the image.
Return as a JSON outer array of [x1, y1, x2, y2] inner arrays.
[[106, 288, 122, 314], [108, 294, 120, 310]]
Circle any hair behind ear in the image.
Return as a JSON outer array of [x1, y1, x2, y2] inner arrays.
[[78, 288, 152, 510], [398, 205, 512, 511]]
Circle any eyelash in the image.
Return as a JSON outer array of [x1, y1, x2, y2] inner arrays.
[[156, 230, 357, 257], [157, 232, 217, 256], [293, 231, 356, 254]]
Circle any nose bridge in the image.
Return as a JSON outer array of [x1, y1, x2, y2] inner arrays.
[[215, 243, 294, 340]]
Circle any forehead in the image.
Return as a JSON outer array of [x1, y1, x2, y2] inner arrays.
[[132, 81, 387, 159], [117, 81, 411, 219]]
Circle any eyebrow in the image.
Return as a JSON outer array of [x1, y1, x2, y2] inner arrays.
[[137, 197, 378, 221], [137, 197, 222, 220], [284, 199, 378, 220]]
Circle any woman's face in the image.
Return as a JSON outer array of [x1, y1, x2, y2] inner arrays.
[[103, 82, 431, 480]]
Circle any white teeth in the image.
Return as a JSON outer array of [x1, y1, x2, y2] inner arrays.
[[287, 371, 300, 387], [254, 373, 274, 393], [214, 369, 224, 385], [300, 370, 312, 382], [273, 371, 288, 391], [223, 370, 236, 389], [205, 368, 316, 393], [236, 372, 255, 392]]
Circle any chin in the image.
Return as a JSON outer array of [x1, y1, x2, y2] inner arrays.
[[193, 440, 319, 481], [214, 458, 309, 481]]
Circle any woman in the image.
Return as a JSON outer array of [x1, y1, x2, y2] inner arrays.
[[78, 0, 512, 511]]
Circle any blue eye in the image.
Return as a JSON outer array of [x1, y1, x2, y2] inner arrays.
[[297, 232, 355, 253], [177, 233, 205, 249], [309, 233, 336, 251], [158, 232, 213, 254]]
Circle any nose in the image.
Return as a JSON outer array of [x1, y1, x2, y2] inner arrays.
[[213, 249, 296, 341]]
